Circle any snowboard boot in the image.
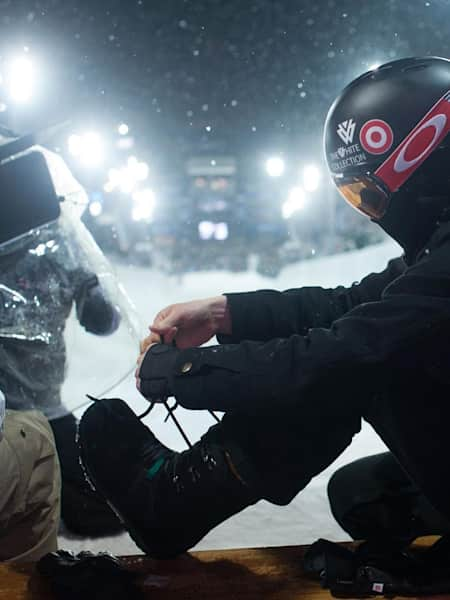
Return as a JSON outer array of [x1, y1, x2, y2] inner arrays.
[[50, 413, 123, 537], [78, 398, 259, 558]]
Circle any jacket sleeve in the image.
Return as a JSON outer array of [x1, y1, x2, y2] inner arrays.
[[171, 253, 447, 412], [217, 257, 406, 343]]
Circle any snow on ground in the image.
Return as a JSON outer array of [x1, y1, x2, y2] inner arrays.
[[60, 238, 401, 554]]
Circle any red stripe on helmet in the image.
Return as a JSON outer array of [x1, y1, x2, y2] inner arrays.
[[375, 90, 450, 192]]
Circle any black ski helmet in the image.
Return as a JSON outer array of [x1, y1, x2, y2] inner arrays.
[[324, 56, 450, 257]]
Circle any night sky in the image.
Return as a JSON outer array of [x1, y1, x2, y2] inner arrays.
[[1, 0, 450, 167]]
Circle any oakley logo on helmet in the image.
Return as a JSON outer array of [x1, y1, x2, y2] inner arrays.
[[337, 119, 356, 145], [375, 90, 450, 192], [394, 114, 446, 173], [360, 119, 394, 155]]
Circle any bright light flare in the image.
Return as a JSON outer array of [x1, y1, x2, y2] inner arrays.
[[118, 122, 129, 135], [6, 57, 34, 103], [89, 200, 103, 217], [104, 156, 149, 194], [282, 187, 306, 219], [68, 132, 104, 168], [131, 188, 156, 221], [302, 164, 321, 192], [127, 156, 149, 182], [215, 222, 229, 241], [198, 221, 229, 240], [265, 156, 285, 177]]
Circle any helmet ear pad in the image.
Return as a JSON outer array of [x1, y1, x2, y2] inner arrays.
[[377, 145, 450, 258]]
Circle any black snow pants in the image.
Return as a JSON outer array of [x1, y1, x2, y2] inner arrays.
[[204, 388, 363, 506], [203, 386, 450, 542], [328, 452, 450, 543]]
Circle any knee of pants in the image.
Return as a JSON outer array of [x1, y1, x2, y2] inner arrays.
[[327, 452, 426, 541], [0, 410, 61, 562], [327, 462, 361, 533]]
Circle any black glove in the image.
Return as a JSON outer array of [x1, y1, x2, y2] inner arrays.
[[137, 343, 181, 402], [75, 274, 121, 336]]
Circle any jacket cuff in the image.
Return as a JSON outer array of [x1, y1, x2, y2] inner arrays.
[[216, 292, 268, 344], [171, 344, 265, 412]]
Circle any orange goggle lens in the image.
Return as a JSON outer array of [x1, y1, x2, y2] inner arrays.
[[336, 176, 390, 220]]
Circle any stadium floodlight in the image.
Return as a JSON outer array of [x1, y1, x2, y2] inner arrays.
[[131, 188, 156, 221], [303, 164, 321, 192], [6, 56, 34, 103], [265, 156, 285, 177], [103, 155, 149, 195], [68, 132, 104, 167], [282, 186, 306, 219], [215, 222, 229, 241], [127, 155, 149, 182], [198, 221, 215, 240], [89, 200, 103, 217], [118, 122, 129, 135]]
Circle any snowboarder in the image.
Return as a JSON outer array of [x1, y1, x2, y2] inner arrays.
[[79, 56, 450, 558]]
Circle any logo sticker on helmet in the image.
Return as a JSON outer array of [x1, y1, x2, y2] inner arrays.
[[360, 119, 394, 155], [393, 114, 446, 173], [375, 90, 450, 192], [337, 119, 356, 145]]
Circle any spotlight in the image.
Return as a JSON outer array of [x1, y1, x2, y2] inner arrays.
[[118, 123, 129, 135], [6, 56, 35, 103], [104, 157, 149, 194], [89, 200, 103, 217], [265, 156, 285, 177], [215, 222, 229, 241], [198, 221, 215, 240], [127, 156, 149, 181]]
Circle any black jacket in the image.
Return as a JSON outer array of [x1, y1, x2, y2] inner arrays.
[[172, 222, 450, 520]]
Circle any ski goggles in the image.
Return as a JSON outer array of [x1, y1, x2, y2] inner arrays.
[[334, 174, 391, 220]]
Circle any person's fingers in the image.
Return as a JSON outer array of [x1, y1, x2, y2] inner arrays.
[[150, 324, 177, 342], [136, 341, 157, 370], [139, 338, 150, 354], [143, 332, 162, 347], [151, 306, 173, 327], [150, 323, 171, 334], [163, 326, 178, 345]]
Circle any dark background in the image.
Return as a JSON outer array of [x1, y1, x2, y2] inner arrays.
[[1, 0, 448, 162]]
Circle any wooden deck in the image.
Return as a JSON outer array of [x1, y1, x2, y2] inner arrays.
[[0, 539, 445, 599]]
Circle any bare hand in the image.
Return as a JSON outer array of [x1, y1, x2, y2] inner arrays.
[[148, 296, 231, 349]]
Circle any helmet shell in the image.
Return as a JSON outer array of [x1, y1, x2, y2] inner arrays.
[[324, 57, 450, 185]]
